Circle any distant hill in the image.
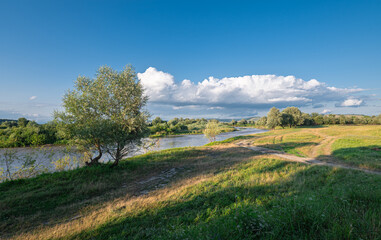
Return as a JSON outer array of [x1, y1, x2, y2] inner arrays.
[[219, 117, 260, 122], [213, 117, 260, 122]]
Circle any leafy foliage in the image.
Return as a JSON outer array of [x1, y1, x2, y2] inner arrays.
[[266, 107, 282, 129], [0, 118, 64, 148], [256, 106, 381, 129], [204, 121, 222, 142], [149, 117, 234, 137], [55, 65, 149, 166]]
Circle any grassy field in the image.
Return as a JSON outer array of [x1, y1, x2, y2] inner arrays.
[[247, 125, 381, 170], [0, 125, 380, 239]]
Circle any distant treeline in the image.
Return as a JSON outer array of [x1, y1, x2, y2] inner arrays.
[[0, 118, 65, 148], [255, 107, 381, 129], [2, 108, 380, 147], [149, 117, 236, 137]]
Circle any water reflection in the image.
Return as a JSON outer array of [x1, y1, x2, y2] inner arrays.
[[0, 128, 266, 178]]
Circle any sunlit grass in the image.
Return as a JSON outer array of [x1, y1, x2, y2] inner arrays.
[[1, 125, 381, 239], [8, 155, 380, 240], [249, 125, 381, 170]]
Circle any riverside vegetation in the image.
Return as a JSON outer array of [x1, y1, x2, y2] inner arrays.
[[0, 118, 65, 148], [0, 125, 380, 239], [148, 117, 236, 138], [1, 106, 380, 149]]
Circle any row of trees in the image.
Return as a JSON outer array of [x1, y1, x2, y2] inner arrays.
[[0, 118, 62, 148], [149, 117, 206, 136], [149, 117, 235, 136], [257, 107, 381, 129], [229, 119, 255, 126]]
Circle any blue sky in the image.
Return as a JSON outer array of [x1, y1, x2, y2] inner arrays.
[[0, 0, 380, 122]]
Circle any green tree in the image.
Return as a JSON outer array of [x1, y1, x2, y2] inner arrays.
[[282, 107, 304, 127], [266, 107, 282, 129], [323, 115, 330, 124], [55, 65, 149, 166], [256, 116, 267, 126], [328, 114, 338, 124], [313, 114, 324, 125], [339, 115, 347, 125], [375, 114, 381, 124], [167, 118, 179, 127], [230, 120, 237, 126], [17, 118, 28, 127], [302, 113, 313, 126], [238, 119, 247, 125], [204, 121, 221, 142], [345, 115, 354, 124], [152, 117, 163, 125], [280, 112, 292, 128]]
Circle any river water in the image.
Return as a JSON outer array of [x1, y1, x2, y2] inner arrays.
[[0, 128, 266, 177]]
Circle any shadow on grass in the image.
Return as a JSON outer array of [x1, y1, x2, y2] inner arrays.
[[315, 145, 381, 171], [254, 139, 381, 171], [297, 125, 328, 129], [64, 163, 381, 240], [0, 146, 257, 237]]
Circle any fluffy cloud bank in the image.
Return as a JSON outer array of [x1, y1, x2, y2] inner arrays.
[[138, 67, 364, 110], [337, 98, 364, 107]]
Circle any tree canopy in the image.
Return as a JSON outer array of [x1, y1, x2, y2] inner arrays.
[[55, 65, 149, 166], [255, 106, 381, 129], [204, 121, 221, 142], [266, 107, 282, 129]]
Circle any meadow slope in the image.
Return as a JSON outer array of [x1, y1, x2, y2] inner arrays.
[[240, 125, 381, 171], [0, 125, 380, 240]]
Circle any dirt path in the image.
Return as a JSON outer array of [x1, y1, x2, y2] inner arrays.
[[310, 135, 336, 157], [235, 141, 381, 175], [308, 130, 337, 158]]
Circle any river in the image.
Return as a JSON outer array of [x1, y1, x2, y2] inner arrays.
[[0, 128, 266, 178]]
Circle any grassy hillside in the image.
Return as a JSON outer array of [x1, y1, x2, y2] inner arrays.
[[1, 125, 380, 239], [246, 125, 381, 170]]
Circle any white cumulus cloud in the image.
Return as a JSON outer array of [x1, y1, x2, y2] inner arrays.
[[138, 67, 363, 110], [137, 67, 175, 101], [29, 96, 37, 100], [338, 98, 364, 107]]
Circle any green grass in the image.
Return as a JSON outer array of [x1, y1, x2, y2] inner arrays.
[[331, 137, 381, 170], [1, 139, 381, 239], [252, 132, 320, 157], [248, 125, 381, 170], [58, 159, 381, 239], [0, 147, 202, 236]]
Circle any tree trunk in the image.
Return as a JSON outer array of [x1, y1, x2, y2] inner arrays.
[[86, 144, 102, 166], [111, 146, 121, 167]]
